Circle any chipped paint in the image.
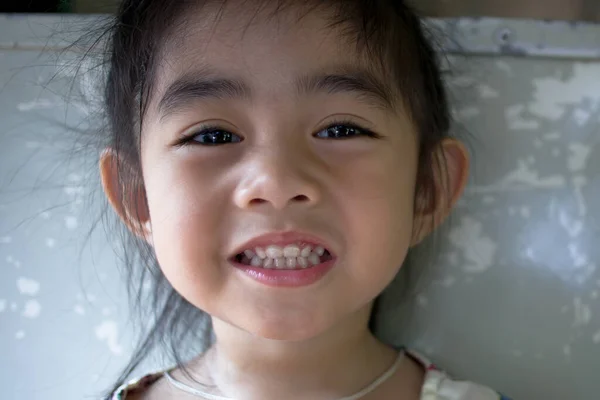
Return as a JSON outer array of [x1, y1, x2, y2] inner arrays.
[[95, 320, 123, 356], [567, 143, 592, 172], [573, 298, 592, 327], [530, 64, 600, 121], [17, 278, 40, 296], [448, 216, 497, 273], [22, 300, 41, 319]]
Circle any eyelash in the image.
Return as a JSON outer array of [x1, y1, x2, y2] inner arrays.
[[174, 119, 382, 147]]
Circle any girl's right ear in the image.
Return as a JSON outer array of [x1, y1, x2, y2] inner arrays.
[[99, 148, 152, 244]]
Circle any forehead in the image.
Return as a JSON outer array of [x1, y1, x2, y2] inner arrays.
[[150, 1, 385, 106]]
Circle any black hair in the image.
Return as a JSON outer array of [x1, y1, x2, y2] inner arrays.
[[79, 0, 453, 397]]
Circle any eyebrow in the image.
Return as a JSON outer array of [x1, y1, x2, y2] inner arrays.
[[157, 70, 251, 121], [295, 69, 396, 112], [157, 67, 395, 121]]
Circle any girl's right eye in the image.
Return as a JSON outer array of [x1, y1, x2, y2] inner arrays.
[[180, 128, 243, 146]]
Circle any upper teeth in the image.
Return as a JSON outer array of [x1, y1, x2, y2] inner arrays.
[[239, 244, 328, 269]]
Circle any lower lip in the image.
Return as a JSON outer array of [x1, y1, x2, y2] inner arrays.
[[232, 259, 336, 288]]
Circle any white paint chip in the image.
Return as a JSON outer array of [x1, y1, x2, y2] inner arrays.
[[74, 305, 85, 315], [95, 320, 123, 356], [65, 216, 78, 230], [436, 276, 456, 288], [573, 109, 591, 126], [495, 60, 513, 75], [552, 148, 561, 157], [505, 104, 540, 130], [543, 132, 561, 141], [0, 299, 6, 313], [478, 84, 499, 98], [45, 238, 56, 248], [559, 211, 584, 238], [530, 63, 600, 122], [68, 173, 82, 182], [0, 236, 12, 244], [591, 291, 598, 300], [568, 243, 588, 268], [17, 99, 55, 112], [15, 330, 25, 340], [64, 185, 85, 197], [448, 216, 497, 273], [520, 207, 531, 218], [446, 252, 459, 266], [572, 176, 588, 217], [457, 106, 481, 119], [468, 160, 566, 194], [563, 344, 572, 357], [10, 302, 17, 311], [482, 196, 495, 204], [22, 300, 41, 319], [567, 143, 591, 172], [593, 331, 600, 344], [573, 297, 592, 327], [17, 278, 40, 296], [40, 211, 51, 219]]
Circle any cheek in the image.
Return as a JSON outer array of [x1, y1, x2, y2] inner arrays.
[[142, 156, 229, 305], [334, 144, 418, 287]]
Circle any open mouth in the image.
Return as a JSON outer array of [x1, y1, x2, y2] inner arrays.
[[233, 244, 334, 269]]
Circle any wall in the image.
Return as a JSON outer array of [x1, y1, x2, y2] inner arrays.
[[1, 14, 599, 400], [72, 0, 600, 21]]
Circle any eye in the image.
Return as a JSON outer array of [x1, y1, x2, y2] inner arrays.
[[181, 127, 243, 146], [314, 122, 380, 139]]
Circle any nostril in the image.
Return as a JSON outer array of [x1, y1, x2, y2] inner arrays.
[[292, 194, 310, 202], [248, 198, 268, 206]]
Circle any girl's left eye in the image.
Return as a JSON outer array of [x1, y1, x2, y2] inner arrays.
[[314, 123, 380, 139]]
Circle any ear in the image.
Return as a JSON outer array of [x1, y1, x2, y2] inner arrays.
[[99, 148, 152, 243], [410, 138, 470, 246]]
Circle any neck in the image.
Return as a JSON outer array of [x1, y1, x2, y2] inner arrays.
[[194, 304, 398, 399]]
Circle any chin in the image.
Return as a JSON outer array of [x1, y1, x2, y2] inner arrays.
[[250, 317, 329, 342]]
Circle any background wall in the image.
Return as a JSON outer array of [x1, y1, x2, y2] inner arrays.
[[71, 0, 600, 22], [0, 14, 599, 400]]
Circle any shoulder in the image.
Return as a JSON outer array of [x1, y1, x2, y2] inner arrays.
[[406, 350, 511, 400]]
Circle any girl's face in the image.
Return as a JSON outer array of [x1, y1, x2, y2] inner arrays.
[[136, 4, 421, 340]]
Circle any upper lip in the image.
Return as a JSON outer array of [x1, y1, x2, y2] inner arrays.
[[229, 231, 335, 258]]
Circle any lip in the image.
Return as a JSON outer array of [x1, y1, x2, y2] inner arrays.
[[233, 259, 336, 288], [228, 230, 337, 288], [228, 231, 335, 258]]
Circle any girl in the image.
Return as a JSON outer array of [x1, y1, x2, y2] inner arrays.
[[95, 0, 510, 398]]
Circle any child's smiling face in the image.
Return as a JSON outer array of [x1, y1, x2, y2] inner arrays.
[[105, 1, 458, 341]]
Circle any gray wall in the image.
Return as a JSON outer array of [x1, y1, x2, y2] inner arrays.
[[1, 15, 599, 400]]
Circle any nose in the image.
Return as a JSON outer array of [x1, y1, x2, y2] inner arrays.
[[233, 147, 321, 211]]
